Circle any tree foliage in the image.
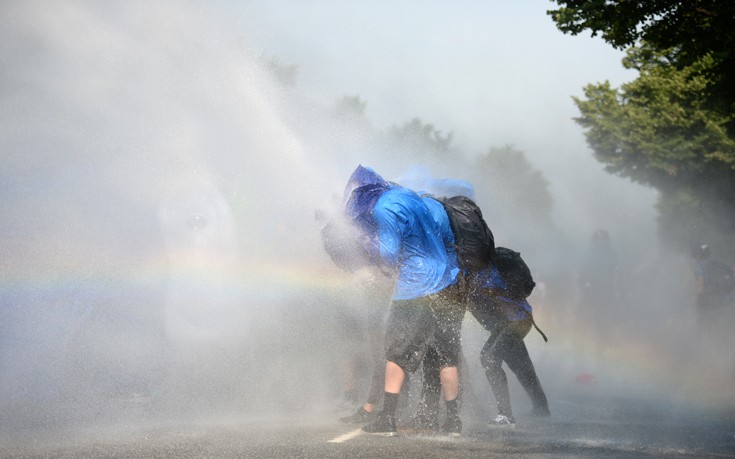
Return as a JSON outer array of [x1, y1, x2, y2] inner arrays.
[[387, 118, 455, 159], [262, 56, 299, 87], [575, 45, 735, 189], [548, 1, 735, 116], [335, 95, 367, 117], [470, 145, 553, 227], [574, 45, 735, 250], [549, 1, 735, 252]]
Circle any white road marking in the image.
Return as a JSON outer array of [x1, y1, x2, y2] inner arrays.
[[328, 428, 363, 443]]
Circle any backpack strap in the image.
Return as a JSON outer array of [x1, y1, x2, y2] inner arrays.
[[520, 308, 548, 342], [530, 315, 548, 343]]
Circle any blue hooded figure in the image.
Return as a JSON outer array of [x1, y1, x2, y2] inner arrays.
[[342, 165, 458, 300], [327, 165, 466, 436]]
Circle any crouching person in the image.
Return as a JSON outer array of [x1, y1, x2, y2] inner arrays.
[[325, 165, 464, 436], [468, 251, 550, 428]]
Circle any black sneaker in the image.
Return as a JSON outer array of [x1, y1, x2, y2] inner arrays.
[[340, 407, 374, 424], [405, 413, 439, 431], [531, 406, 551, 417], [441, 414, 462, 437], [362, 413, 397, 436]]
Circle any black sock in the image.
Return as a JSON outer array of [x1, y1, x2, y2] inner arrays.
[[383, 392, 399, 416], [445, 398, 459, 417]]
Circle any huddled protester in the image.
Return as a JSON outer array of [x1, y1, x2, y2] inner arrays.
[[321, 165, 551, 436]]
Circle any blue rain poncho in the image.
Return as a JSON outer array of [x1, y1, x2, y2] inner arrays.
[[344, 166, 459, 300], [397, 165, 476, 199]]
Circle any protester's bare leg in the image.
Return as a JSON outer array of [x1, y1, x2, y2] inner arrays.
[[440, 366, 459, 401], [385, 361, 405, 394], [362, 361, 403, 434], [439, 365, 462, 435]]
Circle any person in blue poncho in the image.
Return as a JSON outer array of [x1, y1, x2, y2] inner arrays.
[[325, 165, 465, 436], [467, 262, 550, 427]]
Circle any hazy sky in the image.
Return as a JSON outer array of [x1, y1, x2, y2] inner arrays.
[[230, 0, 634, 156], [226, 0, 654, 242]]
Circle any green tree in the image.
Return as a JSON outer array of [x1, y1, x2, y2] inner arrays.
[[548, 1, 735, 117], [262, 56, 299, 87], [387, 118, 455, 159], [335, 95, 367, 117], [470, 145, 553, 227], [575, 46, 735, 185], [573, 45, 735, 251]]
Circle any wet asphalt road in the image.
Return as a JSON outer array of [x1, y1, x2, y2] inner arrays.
[[2, 392, 734, 459]]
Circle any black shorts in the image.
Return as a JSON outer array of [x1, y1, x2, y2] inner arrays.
[[384, 284, 465, 373]]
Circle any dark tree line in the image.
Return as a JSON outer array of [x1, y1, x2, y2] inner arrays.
[[549, 1, 735, 256]]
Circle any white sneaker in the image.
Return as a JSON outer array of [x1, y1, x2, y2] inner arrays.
[[489, 414, 516, 428]]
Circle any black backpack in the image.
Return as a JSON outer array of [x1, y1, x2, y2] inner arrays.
[[494, 246, 547, 342], [493, 247, 536, 299], [436, 196, 495, 272], [703, 259, 735, 295]]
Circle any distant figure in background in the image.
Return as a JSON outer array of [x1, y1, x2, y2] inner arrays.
[[690, 243, 735, 336], [578, 229, 618, 349]]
